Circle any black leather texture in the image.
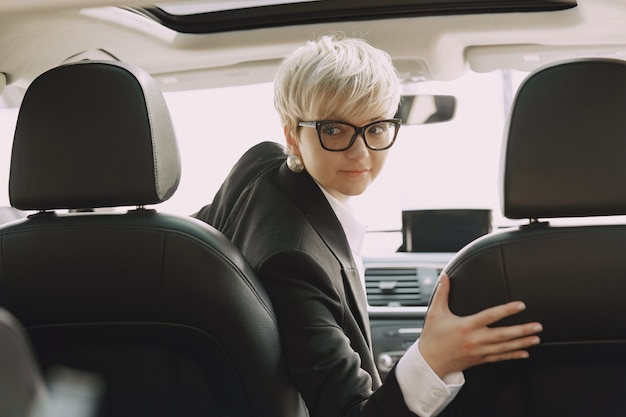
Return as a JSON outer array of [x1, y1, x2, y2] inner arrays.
[[503, 58, 626, 220]]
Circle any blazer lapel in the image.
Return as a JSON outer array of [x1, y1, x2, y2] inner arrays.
[[277, 163, 372, 347]]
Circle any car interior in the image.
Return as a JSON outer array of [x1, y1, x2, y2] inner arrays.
[[2, 0, 626, 415]]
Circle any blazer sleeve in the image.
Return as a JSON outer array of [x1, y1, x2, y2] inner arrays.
[[258, 249, 417, 417]]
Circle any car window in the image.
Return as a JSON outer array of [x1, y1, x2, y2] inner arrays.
[[160, 70, 529, 227], [159, 82, 284, 216], [0, 69, 528, 249]]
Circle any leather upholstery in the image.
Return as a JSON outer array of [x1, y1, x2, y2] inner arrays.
[[0, 61, 306, 417], [440, 58, 626, 416], [10, 61, 180, 210]]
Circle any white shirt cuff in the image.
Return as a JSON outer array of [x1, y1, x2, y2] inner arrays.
[[395, 339, 464, 417]]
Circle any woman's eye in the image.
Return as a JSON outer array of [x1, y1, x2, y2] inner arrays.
[[322, 125, 344, 136], [368, 124, 387, 135]]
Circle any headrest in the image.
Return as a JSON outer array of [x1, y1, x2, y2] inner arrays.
[[9, 61, 180, 210], [502, 58, 626, 220]]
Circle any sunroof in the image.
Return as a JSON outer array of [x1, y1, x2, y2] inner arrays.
[[138, 0, 577, 34]]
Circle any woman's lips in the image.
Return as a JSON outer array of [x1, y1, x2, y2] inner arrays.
[[341, 169, 369, 178]]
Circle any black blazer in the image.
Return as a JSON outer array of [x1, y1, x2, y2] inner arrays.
[[196, 141, 416, 417]]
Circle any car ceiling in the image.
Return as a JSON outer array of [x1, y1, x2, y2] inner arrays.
[[1, 0, 626, 107]]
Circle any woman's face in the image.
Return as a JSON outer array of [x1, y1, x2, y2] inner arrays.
[[287, 115, 391, 203]]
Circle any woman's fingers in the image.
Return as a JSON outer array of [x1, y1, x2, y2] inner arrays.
[[486, 321, 543, 343], [480, 333, 542, 362], [468, 300, 527, 328], [442, 275, 540, 333], [421, 272, 543, 377], [462, 320, 542, 366]]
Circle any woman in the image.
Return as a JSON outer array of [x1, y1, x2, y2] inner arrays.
[[195, 34, 542, 417]]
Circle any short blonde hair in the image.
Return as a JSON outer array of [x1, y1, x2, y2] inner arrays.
[[273, 34, 401, 140]]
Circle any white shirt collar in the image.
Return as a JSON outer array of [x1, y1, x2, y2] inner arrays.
[[315, 183, 366, 257]]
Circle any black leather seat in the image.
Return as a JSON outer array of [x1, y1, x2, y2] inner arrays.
[[0, 60, 306, 417], [440, 58, 626, 416]]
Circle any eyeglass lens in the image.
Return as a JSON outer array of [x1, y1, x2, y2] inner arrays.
[[319, 121, 398, 150]]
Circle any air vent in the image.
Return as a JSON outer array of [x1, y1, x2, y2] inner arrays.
[[365, 267, 440, 307], [365, 268, 419, 307]]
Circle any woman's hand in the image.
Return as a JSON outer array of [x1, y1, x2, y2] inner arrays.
[[419, 273, 543, 379]]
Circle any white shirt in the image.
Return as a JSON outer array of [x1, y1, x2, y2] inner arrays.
[[318, 185, 464, 417]]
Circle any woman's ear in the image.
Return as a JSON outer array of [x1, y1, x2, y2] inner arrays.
[[284, 126, 300, 154]]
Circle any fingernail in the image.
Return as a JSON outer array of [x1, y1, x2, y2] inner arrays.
[[516, 302, 526, 311]]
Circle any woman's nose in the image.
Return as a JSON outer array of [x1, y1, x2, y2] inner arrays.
[[346, 134, 369, 158]]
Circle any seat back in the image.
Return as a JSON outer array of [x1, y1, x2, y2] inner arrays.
[[1, 61, 306, 417], [440, 58, 626, 416]]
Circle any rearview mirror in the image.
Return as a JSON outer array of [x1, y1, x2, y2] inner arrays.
[[395, 95, 456, 125]]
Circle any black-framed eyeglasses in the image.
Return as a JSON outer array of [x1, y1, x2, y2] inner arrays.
[[298, 118, 401, 151]]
